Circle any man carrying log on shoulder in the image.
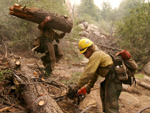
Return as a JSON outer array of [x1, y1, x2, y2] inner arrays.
[[33, 16, 66, 76]]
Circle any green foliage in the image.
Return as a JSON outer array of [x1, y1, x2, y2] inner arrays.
[[98, 19, 111, 35], [0, 69, 12, 82], [0, 0, 68, 51], [60, 72, 82, 85], [97, 0, 143, 35], [115, 2, 150, 67], [135, 73, 144, 79], [76, 0, 116, 34], [18, 0, 68, 15], [61, 20, 83, 62], [117, 0, 143, 20], [100, 1, 112, 21], [97, 1, 119, 35], [77, 0, 101, 22], [67, 19, 82, 41]]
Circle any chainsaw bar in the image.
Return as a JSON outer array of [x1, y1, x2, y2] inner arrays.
[[54, 86, 87, 105], [54, 95, 68, 102]]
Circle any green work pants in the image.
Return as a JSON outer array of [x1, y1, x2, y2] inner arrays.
[[100, 72, 122, 113]]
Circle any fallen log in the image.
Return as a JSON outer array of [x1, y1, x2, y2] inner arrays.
[[0, 55, 66, 113], [9, 4, 73, 33], [11, 58, 64, 113], [20, 83, 63, 113]]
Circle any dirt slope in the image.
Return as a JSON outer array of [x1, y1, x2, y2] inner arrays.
[[51, 59, 150, 113], [0, 53, 150, 113], [1, 39, 150, 113]]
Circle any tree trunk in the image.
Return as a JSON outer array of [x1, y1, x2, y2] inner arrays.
[[9, 4, 73, 33], [20, 82, 63, 113], [14, 58, 63, 113]]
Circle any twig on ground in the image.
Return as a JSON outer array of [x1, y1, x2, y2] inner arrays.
[[0, 103, 18, 112], [12, 71, 24, 83], [137, 106, 150, 113], [31, 77, 67, 89], [80, 105, 93, 113], [2, 100, 25, 110]]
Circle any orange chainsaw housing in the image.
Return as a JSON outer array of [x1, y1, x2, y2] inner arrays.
[[77, 86, 87, 95]]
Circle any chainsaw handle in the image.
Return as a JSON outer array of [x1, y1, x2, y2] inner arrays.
[[67, 86, 76, 99], [76, 86, 87, 105], [76, 91, 80, 105], [67, 86, 87, 105]]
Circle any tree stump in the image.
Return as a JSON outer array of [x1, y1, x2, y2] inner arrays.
[[9, 4, 73, 33]]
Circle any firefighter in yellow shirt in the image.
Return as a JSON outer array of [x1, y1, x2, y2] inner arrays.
[[73, 38, 122, 113]]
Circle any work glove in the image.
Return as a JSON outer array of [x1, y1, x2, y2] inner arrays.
[[85, 85, 92, 94], [67, 85, 79, 99], [55, 37, 59, 43], [72, 85, 80, 93], [44, 16, 51, 23]]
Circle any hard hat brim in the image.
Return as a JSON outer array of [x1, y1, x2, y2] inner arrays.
[[79, 48, 87, 54]]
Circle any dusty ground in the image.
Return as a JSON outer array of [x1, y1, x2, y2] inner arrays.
[[0, 51, 150, 113], [49, 58, 150, 113]]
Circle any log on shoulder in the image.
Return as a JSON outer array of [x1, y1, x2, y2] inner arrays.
[[9, 4, 73, 33]]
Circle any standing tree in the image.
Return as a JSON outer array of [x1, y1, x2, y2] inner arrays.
[[115, 2, 150, 68], [117, 0, 143, 20], [100, 1, 112, 21], [77, 0, 101, 22]]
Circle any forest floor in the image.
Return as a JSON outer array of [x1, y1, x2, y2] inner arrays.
[[0, 50, 150, 113], [50, 58, 150, 113]]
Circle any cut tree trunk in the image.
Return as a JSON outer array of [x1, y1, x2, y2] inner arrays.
[[13, 58, 63, 113], [20, 81, 63, 113], [9, 4, 73, 33]]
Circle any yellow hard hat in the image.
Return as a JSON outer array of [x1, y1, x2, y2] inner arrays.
[[78, 38, 93, 54]]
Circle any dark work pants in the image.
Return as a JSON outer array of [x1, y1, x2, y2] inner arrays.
[[39, 39, 63, 75], [100, 71, 122, 113], [46, 42, 56, 71]]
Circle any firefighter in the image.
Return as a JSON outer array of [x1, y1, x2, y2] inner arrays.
[[72, 38, 122, 113], [33, 16, 66, 76]]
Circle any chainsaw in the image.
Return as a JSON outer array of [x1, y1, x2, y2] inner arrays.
[[54, 86, 87, 105]]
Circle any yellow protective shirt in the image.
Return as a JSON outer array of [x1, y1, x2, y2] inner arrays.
[[77, 50, 113, 88]]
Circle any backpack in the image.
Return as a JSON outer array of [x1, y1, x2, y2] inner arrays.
[[110, 50, 138, 85]]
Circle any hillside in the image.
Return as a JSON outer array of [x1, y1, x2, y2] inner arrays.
[[0, 22, 150, 113]]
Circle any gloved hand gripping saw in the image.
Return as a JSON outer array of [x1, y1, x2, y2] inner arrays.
[[54, 86, 87, 105]]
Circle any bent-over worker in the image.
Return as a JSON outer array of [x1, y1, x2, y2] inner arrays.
[[72, 38, 122, 113]]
